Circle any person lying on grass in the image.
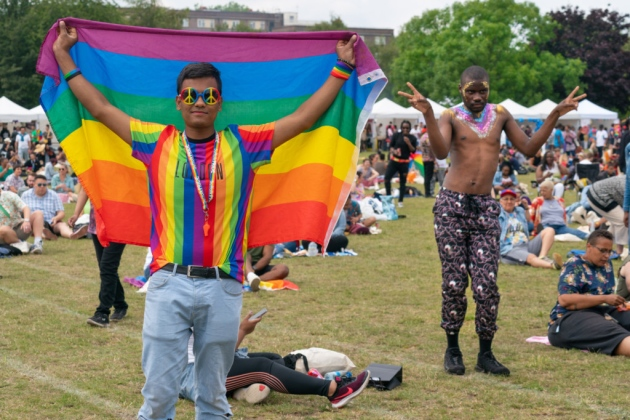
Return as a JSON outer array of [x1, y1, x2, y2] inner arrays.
[[180, 310, 370, 409]]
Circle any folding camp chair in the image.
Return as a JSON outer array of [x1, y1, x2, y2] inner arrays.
[[575, 163, 600, 199]]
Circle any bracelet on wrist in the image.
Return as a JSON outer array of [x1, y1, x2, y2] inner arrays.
[[64, 68, 82, 82], [337, 58, 355, 69], [331, 60, 354, 81]]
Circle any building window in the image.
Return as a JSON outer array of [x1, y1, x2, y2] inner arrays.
[[182, 18, 189, 28], [249, 21, 256, 29], [197, 18, 205, 28], [374, 36, 387, 46], [231, 20, 240, 29], [207, 19, 215, 29]]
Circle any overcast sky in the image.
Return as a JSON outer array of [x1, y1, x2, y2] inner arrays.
[[158, 0, 630, 34]]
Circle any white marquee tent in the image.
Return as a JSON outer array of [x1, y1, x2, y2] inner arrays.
[[370, 98, 423, 120], [498, 99, 539, 120], [0, 96, 33, 123], [528, 99, 617, 124], [29, 105, 49, 127]]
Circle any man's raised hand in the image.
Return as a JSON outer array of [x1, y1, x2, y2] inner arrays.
[[398, 82, 432, 114], [336, 35, 357, 67], [53, 21, 78, 55], [556, 86, 587, 117]]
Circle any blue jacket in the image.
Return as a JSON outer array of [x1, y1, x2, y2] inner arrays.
[[498, 206, 528, 255]]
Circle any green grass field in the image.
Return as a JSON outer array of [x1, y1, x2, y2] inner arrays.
[[1, 172, 629, 419]]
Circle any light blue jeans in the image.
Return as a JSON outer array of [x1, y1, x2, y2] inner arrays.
[[544, 224, 589, 240], [138, 266, 243, 420]]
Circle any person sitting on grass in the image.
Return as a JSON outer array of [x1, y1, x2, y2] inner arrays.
[[531, 180, 588, 240], [498, 189, 563, 270], [2, 163, 25, 194], [51, 162, 77, 202], [21, 175, 74, 240], [180, 310, 371, 408], [548, 230, 630, 356], [536, 151, 568, 198], [245, 245, 290, 291], [493, 161, 518, 196], [344, 195, 376, 234], [0, 188, 45, 254], [358, 158, 379, 189]]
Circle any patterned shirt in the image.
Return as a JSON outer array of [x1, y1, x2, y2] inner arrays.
[[130, 119, 274, 282], [0, 190, 26, 227], [3, 173, 25, 192], [21, 188, 64, 224], [504, 213, 528, 247], [549, 255, 615, 325]]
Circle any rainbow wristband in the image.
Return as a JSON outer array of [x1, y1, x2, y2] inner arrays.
[[64, 68, 82, 82], [331, 60, 354, 81]]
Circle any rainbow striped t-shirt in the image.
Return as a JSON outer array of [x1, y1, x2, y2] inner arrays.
[[130, 118, 274, 282]]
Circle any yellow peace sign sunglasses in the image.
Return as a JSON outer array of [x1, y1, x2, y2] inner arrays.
[[179, 87, 221, 105]]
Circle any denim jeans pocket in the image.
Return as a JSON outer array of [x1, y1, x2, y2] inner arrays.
[[221, 279, 243, 297], [148, 270, 172, 290]]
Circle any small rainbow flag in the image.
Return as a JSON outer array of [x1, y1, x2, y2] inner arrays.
[[410, 153, 424, 177], [37, 18, 385, 248]]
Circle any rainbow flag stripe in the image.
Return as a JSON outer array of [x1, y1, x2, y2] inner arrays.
[[410, 153, 424, 177], [37, 18, 386, 252]]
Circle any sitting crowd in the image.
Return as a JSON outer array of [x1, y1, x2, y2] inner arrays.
[[0, 124, 89, 255]]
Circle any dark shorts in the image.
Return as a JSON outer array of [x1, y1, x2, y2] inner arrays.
[[548, 307, 630, 355], [500, 235, 543, 265], [254, 265, 273, 277]]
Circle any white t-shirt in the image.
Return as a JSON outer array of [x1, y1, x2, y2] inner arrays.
[[17, 133, 31, 150], [596, 130, 608, 147]]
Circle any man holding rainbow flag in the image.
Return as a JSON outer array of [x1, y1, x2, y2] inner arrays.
[[49, 20, 368, 419]]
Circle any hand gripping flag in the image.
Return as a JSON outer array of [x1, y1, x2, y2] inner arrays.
[[37, 18, 386, 248]]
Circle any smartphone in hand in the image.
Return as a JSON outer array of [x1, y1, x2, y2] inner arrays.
[[249, 308, 267, 321]]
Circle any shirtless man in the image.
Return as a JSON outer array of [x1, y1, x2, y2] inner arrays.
[[399, 66, 585, 376]]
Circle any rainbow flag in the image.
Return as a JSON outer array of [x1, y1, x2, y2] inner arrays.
[[410, 153, 424, 177], [37, 18, 385, 248]]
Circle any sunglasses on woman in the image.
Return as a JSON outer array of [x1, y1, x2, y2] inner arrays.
[[179, 87, 221, 105]]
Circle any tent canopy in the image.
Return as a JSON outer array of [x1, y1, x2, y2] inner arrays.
[[527, 99, 558, 120], [0, 96, 33, 123], [528, 99, 617, 122], [370, 98, 422, 120], [499, 99, 539, 120], [567, 99, 617, 120]]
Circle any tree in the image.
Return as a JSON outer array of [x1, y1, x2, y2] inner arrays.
[[391, 0, 585, 108], [311, 16, 347, 31], [370, 41, 398, 99], [539, 7, 630, 113], [208, 2, 251, 12], [0, 0, 123, 108], [124, 0, 187, 29]]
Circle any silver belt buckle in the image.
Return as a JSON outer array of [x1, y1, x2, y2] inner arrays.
[[186, 265, 202, 278]]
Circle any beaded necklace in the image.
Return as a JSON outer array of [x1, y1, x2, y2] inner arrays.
[[181, 131, 220, 237]]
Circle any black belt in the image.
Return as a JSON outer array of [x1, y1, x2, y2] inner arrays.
[[162, 263, 233, 279]]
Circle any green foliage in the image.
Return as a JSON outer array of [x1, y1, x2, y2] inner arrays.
[[391, 0, 585, 107], [208, 1, 251, 12], [0, 0, 190, 109], [311, 15, 347, 31], [370, 42, 398, 99], [123, 0, 187, 29], [540, 7, 630, 114], [0, 0, 123, 108]]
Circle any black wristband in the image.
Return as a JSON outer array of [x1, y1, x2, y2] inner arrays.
[[65, 69, 82, 82]]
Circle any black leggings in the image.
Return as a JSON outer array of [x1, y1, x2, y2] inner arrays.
[[226, 353, 330, 396], [384, 160, 408, 202]]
